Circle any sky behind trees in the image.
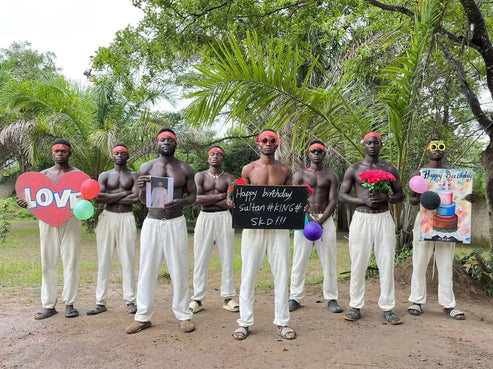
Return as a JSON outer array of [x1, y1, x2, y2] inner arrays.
[[0, 0, 142, 83]]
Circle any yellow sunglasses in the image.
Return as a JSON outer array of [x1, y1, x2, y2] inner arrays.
[[427, 141, 446, 151]]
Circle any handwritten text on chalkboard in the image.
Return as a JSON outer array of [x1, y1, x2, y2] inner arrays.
[[232, 185, 309, 229]]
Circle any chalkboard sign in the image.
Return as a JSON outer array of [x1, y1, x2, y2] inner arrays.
[[232, 185, 309, 229]]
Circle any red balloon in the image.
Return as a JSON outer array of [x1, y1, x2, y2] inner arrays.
[[80, 179, 100, 200]]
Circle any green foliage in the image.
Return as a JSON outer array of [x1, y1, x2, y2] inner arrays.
[[457, 248, 493, 297], [0, 199, 11, 242]]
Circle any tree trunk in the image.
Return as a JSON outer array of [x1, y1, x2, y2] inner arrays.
[[480, 143, 493, 251]]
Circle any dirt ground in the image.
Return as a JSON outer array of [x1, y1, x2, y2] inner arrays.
[[1, 239, 493, 368]]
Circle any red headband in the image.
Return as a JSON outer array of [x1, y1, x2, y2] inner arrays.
[[363, 132, 382, 142], [52, 144, 71, 152], [255, 131, 280, 145], [112, 146, 129, 155], [157, 131, 177, 143], [308, 143, 326, 153], [208, 147, 225, 157]]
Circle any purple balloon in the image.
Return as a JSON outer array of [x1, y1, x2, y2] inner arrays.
[[303, 221, 323, 241]]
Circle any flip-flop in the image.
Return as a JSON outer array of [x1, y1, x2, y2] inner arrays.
[[34, 308, 57, 320], [223, 299, 240, 312], [65, 305, 79, 318], [233, 327, 249, 340]]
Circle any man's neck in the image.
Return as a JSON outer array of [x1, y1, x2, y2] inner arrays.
[[114, 163, 128, 172], [308, 162, 324, 171], [363, 155, 380, 166], [208, 165, 223, 175], [54, 162, 70, 171], [260, 153, 276, 164], [425, 159, 444, 169], [159, 154, 176, 164]]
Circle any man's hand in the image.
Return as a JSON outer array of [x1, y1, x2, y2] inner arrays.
[[137, 175, 151, 189], [16, 196, 28, 208], [464, 192, 477, 203]]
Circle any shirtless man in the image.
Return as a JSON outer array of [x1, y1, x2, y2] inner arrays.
[[339, 132, 404, 324], [407, 140, 475, 320], [126, 128, 197, 334], [87, 144, 139, 316], [289, 140, 342, 313], [17, 139, 82, 320], [232, 129, 296, 340], [189, 146, 239, 313]]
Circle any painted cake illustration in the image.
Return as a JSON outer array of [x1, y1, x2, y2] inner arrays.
[[433, 189, 458, 232]]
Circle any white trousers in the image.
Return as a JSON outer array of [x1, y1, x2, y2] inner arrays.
[[348, 211, 396, 311], [408, 215, 456, 308], [135, 216, 192, 322], [94, 210, 137, 305], [39, 216, 81, 308], [191, 210, 236, 301], [237, 229, 290, 328], [290, 215, 338, 302]]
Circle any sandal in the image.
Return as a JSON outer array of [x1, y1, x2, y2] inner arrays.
[[87, 304, 107, 315], [34, 308, 57, 320], [444, 308, 465, 320], [189, 300, 203, 313], [407, 303, 422, 316], [65, 305, 79, 318], [223, 299, 240, 312], [277, 326, 296, 340], [233, 326, 249, 340]]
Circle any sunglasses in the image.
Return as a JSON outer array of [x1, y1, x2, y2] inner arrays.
[[256, 137, 279, 145], [428, 142, 446, 151], [310, 149, 324, 154]]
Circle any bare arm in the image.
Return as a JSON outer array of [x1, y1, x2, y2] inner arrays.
[[319, 172, 338, 224], [339, 166, 367, 207]]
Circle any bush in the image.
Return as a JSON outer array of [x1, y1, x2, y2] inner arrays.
[[457, 248, 493, 297]]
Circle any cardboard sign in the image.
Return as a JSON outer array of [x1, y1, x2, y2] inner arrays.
[[232, 185, 309, 229], [419, 168, 473, 243], [15, 171, 90, 227]]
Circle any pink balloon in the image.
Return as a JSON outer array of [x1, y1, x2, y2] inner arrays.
[[409, 176, 427, 194], [80, 179, 100, 200]]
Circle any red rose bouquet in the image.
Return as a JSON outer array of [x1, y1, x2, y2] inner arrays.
[[358, 170, 396, 193], [227, 178, 247, 199]]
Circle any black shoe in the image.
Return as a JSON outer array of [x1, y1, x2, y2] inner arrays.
[[288, 299, 300, 312], [383, 310, 402, 325], [344, 308, 361, 321], [327, 300, 343, 313]]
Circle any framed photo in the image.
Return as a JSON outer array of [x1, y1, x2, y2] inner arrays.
[[146, 176, 174, 208]]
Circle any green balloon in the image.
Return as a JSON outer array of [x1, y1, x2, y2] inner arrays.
[[73, 199, 94, 220]]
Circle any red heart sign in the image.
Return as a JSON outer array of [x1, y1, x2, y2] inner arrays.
[[15, 171, 91, 227]]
